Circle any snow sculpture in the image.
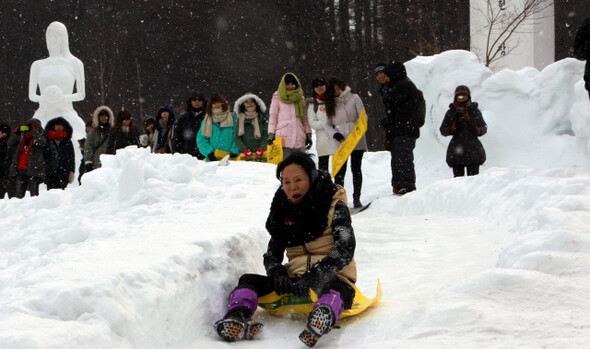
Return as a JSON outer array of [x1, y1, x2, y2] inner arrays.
[[28, 21, 85, 139]]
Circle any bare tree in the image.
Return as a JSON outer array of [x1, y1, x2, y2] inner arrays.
[[475, 0, 553, 67]]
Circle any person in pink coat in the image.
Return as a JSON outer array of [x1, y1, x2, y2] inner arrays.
[[267, 73, 312, 158]]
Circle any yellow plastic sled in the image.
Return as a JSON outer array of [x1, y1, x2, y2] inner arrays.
[[331, 109, 368, 178], [257, 280, 382, 319]]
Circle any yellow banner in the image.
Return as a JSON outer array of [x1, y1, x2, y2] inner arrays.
[[331, 109, 368, 178]]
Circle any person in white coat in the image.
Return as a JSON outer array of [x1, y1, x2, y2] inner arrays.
[[306, 77, 332, 173], [324, 76, 368, 208]]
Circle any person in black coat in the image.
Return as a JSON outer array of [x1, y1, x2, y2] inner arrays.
[[107, 110, 140, 154], [44, 117, 76, 190], [172, 91, 207, 159], [153, 104, 175, 153], [574, 16, 590, 100], [440, 85, 487, 177], [376, 61, 422, 195]]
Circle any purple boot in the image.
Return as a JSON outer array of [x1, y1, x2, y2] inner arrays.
[[215, 288, 263, 342], [299, 289, 344, 347]]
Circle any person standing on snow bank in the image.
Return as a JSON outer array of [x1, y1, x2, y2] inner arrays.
[[214, 152, 357, 347], [440, 85, 487, 177], [233, 92, 269, 159], [574, 16, 590, 101], [376, 61, 423, 195], [44, 117, 75, 190]]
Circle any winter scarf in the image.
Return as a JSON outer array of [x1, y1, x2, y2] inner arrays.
[[266, 171, 338, 247], [278, 73, 305, 120], [201, 107, 234, 138], [48, 130, 67, 140], [17, 132, 34, 171], [238, 105, 261, 138]]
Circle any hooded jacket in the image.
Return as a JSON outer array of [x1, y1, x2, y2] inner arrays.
[[233, 93, 269, 153], [172, 92, 207, 158], [380, 61, 422, 138], [85, 106, 115, 168], [440, 89, 487, 167], [44, 117, 75, 189], [8, 118, 47, 179], [153, 104, 175, 153]]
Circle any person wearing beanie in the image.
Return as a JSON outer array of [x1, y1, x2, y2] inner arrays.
[[43, 117, 76, 190], [84, 106, 114, 172], [376, 60, 423, 195], [233, 92, 269, 160], [197, 93, 239, 162], [7, 118, 46, 198], [574, 16, 590, 100], [214, 152, 357, 347], [107, 109, 140, 154], [440, 85, 487, 177], [172, 91, 207, 159], [324, 76, 368, 208], [268, 73, 312, 158], [305, 77, 333, 173], [0, 123, 13, 198], [152, 104, 175, 154]]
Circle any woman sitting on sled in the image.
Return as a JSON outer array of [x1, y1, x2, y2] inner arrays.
[[215, 151, 357, 347]]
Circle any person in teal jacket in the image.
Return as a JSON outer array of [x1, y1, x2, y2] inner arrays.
[[197, 93, 239, 161]]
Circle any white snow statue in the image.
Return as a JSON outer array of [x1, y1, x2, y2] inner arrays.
[[28, 21, 85, 140]]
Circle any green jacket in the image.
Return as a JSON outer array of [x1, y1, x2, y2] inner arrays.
[[233, 112, 269, 153]]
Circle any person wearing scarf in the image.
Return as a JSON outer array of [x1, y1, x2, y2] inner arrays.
[[306, 77, 333, 173], [214, 152, 356, 347], [8, 118, 46, 198], [324, 76, 368, 208], [197, 93, 239, 161], [44, 117, 75, 190], [172, 91, 207, 159], [440, 85, 488, 177], [233, 93, 269, 159], [268, 73, 312, 158]]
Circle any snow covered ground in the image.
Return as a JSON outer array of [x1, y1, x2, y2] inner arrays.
[[0, 50, 589, 348]]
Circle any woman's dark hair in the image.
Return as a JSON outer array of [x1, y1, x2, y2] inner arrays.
[[276, 151, 317, 180], [206, 93, 230, 114], [113, 109, 138, 138], [311, 77, 326, 97], [284, 73, 299, 88], [324, 76, 348, 119]]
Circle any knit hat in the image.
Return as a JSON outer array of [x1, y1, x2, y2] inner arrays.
[[374, 62, 387, 75], [454, 85, 471, 102]]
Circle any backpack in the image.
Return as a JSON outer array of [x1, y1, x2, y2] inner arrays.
[[414, 89, 426, 128]]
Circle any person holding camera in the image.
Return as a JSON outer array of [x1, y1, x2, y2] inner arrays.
[[7, 118, 47, 198]]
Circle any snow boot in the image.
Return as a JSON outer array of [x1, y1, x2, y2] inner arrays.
[[352, 193, 362, 208], [298, 290, 344, 347], [214, 288, 263, 342]]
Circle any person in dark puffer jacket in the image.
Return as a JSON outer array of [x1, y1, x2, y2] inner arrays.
[[574, 16, 590, 101], [214, 152, 356, 347], [440, 85, 487, 177], [44, 117, 76, 190], [376, 61, 422, 195], [172, 91, 207, 159]]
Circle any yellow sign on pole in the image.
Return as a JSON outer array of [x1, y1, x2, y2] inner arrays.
[[267, 137, 283, 165], [331, 109, 368, 178]]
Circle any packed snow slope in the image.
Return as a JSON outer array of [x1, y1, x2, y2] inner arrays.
[[0, 50, 589, 348]]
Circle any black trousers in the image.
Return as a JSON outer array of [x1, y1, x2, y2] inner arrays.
[[390, 135, 416, 191], [14, 175, 42, 198], [236, 273, 355, 310], [334, 150, 364, 197], [452, 165, 480, 177], [318, 155, 330, 174]]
